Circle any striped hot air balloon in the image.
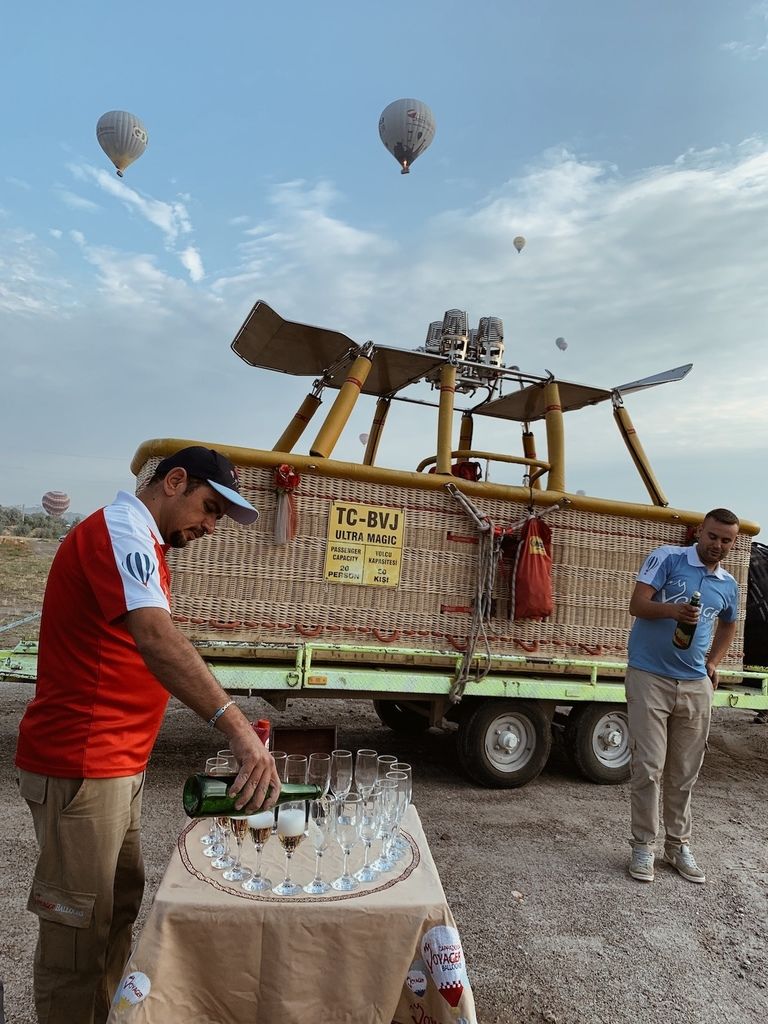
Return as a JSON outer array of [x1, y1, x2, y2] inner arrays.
[[96, 111, 148, 177], [41, 491, 70, 517]]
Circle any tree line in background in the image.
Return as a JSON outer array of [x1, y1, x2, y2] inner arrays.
[[0, 505, 81, 540]]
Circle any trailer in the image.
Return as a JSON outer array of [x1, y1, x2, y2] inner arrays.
[[4, 301, 767, 785]]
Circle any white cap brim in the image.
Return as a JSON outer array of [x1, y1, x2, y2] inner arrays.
[[207, 480, 260, 525]]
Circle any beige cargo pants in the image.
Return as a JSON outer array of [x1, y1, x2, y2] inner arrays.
[[625, 667, 712, 852], [18, 771, 145, 1024]]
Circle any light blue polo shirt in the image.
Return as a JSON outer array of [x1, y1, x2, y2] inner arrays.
[[628, 544, 739, 680]]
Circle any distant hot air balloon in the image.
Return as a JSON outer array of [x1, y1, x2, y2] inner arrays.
[[96, 111, 148, 177], [513, 236, 526, 253], [41, 491, 70, 517], [359, 433, 369, 444], [555, 337, 568, 352], [378, 99, 435, 175]]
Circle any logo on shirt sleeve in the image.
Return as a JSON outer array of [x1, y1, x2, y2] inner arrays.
[[123, 552, 156, 587]]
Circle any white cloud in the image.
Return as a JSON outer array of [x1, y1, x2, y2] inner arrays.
[[6, 176, 31, 190], [54, 188, 101, 212], [179, 246, 205, 282], [722, 1, 768, 59], [3, 143, 768, 529], [49, 229, 62, 239], [69, 163, 192, 246]]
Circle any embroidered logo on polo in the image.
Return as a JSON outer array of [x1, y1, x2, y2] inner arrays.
[[124, 552, 156, 587], [642, 554, 660, 574]]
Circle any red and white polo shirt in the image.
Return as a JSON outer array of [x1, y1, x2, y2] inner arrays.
[[16, 491, 173, 778]]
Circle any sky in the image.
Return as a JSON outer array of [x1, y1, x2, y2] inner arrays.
[[2, 0, 768, 534]]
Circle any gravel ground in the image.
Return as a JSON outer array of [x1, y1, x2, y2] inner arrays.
[[1, 685, 767, 1024]]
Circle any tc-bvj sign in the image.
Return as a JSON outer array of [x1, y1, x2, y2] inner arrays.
[[324, 501, 405, 588]]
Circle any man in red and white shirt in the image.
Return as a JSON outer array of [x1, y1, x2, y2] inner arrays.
[[16, 447, 280, 1024]]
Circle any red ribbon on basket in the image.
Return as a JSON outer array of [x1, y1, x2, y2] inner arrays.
[[274, 464, 300, 543]]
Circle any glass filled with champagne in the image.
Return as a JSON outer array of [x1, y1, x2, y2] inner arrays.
[[272, 802, 306, 896], [242, 811, 275, 892], [222, 816, 252, 883]]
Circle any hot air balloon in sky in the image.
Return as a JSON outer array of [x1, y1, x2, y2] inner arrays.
[[96, 111, 148, 177], [378, 99, 435, 174], [41, 491, 70, 517], [513, 236, 526, 253], [555, 336, 568, 352], [359, 433, 369, 444]]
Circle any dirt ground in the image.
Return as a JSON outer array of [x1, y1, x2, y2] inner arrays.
[[1, 541, 768, 1023], [1, 689, 767, 1024]]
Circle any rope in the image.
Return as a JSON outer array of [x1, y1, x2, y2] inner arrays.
[[443, 484, 527, 704], [0, 611, 41, 635]]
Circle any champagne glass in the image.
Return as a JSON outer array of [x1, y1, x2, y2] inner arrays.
[[375, 756, 397, 837], [223, 816, 252, 882], [354, 749, 378, 798], [303, 799, 333, 894], [210, 814, 236, 870], [242, 811, 274, 892], [354, 793, 382, 882], [370, 778, 399, 873], [389, 762, 412, 855], [330, 750, 353, 802], [308, 753, 331, 797], [376, 754, 397, 780], [208, 756, 237, 869], [331, 793, 362, 891], [217, 749, 238, 771], [270, 751, 288, 832], [271, 751, 288, 782], [285, 753, 308, 784], [272, 802, 306, 896], [201, 757, 227, 852], [384, 770, 410, 864]]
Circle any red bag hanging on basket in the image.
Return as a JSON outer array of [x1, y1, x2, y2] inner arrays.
[[274, 464, 300, 544], [510, 517, 553, 620]]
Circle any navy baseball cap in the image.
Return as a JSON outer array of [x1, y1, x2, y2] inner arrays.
[[156, 447, 259, 525]]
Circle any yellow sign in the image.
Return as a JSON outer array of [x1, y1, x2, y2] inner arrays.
[[324, 501, 405, 588]]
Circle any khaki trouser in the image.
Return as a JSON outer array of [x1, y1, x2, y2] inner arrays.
[[625, 667, 712, 852], [18, 771, 145, 1024]]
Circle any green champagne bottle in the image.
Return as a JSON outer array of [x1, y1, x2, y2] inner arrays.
[[672, 591, 702, 650], [182, 775, 322, 818]]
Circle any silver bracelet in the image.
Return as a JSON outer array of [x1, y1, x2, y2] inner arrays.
[[207, 699, 235, 729]]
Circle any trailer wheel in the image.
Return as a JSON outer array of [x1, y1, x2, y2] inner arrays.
[[373, 700, 431, 734], [456, 700, 552, 788], [564, 703, 631, 784]]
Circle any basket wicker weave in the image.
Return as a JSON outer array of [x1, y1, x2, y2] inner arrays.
[[136, 457, 749, 672]]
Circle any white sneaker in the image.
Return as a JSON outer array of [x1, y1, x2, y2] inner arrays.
[[664, 844, 706, 884], [629, 847, 654, 882]]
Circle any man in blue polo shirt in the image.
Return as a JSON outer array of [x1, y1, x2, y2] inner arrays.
[[626, 508, 740, 885]]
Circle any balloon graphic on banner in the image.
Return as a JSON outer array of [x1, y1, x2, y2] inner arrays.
[[513, 235, 526, 253], [113, 971, 151, 1011], [555, 336, 568, 351], [96, 111, 148, 177], [41, 491, 70, 517], [378, 98, 435, 174], [406, 959, 428, 998], [421, 925, 468, 1008]]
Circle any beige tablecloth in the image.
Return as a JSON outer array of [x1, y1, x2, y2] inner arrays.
[[108, 806, 477, 1024]]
